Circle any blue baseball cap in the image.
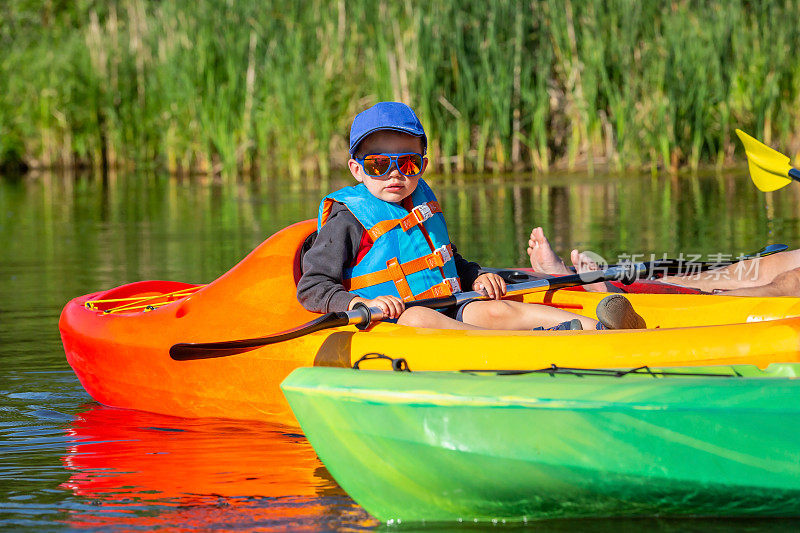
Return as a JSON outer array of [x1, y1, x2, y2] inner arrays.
[[349, 102, 427, 156]]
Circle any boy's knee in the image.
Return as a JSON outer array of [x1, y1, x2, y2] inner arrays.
[[473, 300, 513, 321], [397, 306, 433, 328]]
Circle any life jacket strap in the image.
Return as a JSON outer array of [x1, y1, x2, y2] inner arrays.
[[414, 277, 461, 299], [345, 244, 454, 292], [366, 201, 442, 242], [386, 258, 415, 301]]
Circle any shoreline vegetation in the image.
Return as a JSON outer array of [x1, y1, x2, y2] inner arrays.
[[2, 1, 800, 179]]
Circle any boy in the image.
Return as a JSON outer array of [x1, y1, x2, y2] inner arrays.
[[297, 102, 644, 331]]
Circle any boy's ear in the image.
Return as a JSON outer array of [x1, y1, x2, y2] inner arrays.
[[348, 158, 363, 182], [422, 156, 428, 174]]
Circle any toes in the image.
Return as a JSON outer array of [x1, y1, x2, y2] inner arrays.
[[571, 249, 602, 273], [581, 251, 607, 271]]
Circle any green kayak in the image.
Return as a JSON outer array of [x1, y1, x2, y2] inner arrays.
[[281, 364, 800, 524]]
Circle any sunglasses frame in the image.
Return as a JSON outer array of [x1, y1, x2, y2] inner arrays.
[[355, 152, 425, 178]]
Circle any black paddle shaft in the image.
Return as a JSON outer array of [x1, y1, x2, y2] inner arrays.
[[168, 261, 650, 361], [494, 245, 788, 283], [168, 311, 355, 360]]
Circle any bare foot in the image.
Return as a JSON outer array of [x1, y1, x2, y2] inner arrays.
[[570, 249, 618, 292], [570, 250, 607, 273], [527, 227, 571, 275]]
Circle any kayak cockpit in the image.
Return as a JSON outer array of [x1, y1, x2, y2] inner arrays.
[[84, 280, 202, 314]]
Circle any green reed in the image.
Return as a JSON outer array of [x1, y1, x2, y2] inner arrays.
[[2, 0, 800, 178]]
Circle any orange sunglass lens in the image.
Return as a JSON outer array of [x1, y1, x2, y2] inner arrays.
[[363, 155, 391, 176], [397, 154, 422, 175]]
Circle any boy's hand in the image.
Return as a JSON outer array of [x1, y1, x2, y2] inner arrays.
[[349, 295, 405, 319], [473, 273, 506, 299]]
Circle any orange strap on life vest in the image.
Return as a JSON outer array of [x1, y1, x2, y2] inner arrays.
[[345, 244, 454, 292], [385, 258, 415, 301], [366, 201, 442, 242], [413, 277, 461, 300]]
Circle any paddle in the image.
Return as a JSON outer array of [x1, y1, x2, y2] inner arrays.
[[492, 243, 788, 284], [735, 128, 800, 191], [630, 244, 786, 275], [169, 261, 653, 361]]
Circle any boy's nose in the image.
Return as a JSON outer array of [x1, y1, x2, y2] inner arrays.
[[387, 164, 403, 178]]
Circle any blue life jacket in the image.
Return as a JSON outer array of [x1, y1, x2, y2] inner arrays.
[[318, 179, 461, 301]]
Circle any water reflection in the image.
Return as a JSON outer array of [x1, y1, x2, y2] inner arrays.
[[435, 170, 800, 266], [59, 404, 376, 530], [3, 169, 799, 292]]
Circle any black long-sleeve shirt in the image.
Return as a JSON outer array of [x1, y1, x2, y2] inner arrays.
[[296, 202, 482, 313]]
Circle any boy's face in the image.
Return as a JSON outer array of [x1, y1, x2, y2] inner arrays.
[[348, 131, 428, 203]]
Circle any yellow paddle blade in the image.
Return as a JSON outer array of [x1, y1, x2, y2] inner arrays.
[[735, 129, 793, 191]]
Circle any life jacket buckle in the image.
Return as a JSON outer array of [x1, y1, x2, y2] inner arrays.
[[444, 277, 461, 294], [412, 203, 433, 223], [435, 244, 452, 264]]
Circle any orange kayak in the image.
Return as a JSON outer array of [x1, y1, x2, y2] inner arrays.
[[60, 219, 800, 427]]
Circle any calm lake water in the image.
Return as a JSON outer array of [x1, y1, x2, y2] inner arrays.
[[3, 168, 800, 531]]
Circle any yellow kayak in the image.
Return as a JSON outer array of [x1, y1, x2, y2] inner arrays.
[[61, 219, 800, 426]]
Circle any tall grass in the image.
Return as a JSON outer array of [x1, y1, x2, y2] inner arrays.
[[2, 0, 800, 177]]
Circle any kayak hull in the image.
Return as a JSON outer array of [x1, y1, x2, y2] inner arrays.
[[282, 366, 800, 522], [60, 219, 800, 426]]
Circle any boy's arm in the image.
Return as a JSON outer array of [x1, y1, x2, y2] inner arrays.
[[452, 248, 509, 299], [296, 204, 362, 313], [451, 245, 481, 290]]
